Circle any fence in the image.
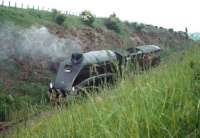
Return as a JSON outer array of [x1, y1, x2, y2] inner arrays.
[[0, 0, 81, 16]]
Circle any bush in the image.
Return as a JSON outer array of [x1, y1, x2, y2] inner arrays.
[[168, 28, 174, 33], [55, 14, 65, 25], [80, 10, 95, 26], [52, 9, 58, 19], [0, 95, 14, 121], [135, 23, 145, 32], [105, 13, 120, 33]]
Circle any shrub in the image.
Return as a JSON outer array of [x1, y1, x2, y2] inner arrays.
[[80, 10, 95, 26], [132, 22, 138, 27], [124, 21, 130, 26], [168, 28, 174, 33], [105, 13, 120, 33], [54, 14, 65, 25], [135, 23, 145, 32], [52, 9, 58, 19]]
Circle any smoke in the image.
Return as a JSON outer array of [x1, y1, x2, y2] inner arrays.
[[0, 23, 81, 63]]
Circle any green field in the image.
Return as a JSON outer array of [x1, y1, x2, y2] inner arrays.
[[10, 45, 200, 138]]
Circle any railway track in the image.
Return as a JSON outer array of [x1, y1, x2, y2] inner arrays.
[[0, 120, 23, 133], [0, 122, 12, 134]]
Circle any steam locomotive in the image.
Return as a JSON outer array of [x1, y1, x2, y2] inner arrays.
[[48, 45, 161, 104]]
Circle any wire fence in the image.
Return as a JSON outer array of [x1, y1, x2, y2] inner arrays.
[[0, 0, 81, 16]]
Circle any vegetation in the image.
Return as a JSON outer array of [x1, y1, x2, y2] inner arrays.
[[51, 9, 65, 25], [80, 10, 95, 26], [135, 23, 145, 32], [54, 14, 65, 25], [168, 28, 174, 33], [0, 6, 53, 27], [51, 9, 58, 19], [12, 45, 200, 138], [105, 13, 121, 33], [0, 82, 48, 122]]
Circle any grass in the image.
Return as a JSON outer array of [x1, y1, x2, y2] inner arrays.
[[0, 6, 107, 29], [0, 6, 53, 27], [10, 45, 200, 138], [0, 82, 49, 122]]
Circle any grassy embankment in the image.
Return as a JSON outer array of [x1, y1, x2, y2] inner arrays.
[[0, 6, 119, 31], [11, 45, 200, 138]]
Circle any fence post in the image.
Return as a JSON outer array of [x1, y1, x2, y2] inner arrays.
[[15, 2, 16, 8], [37, 5, 39, 11], [1, 0, 4, 6], [27, 4, 29, 9], [21, 3, 23, 9], [8, 1, 10, 7], [32, 5, 34, 10]]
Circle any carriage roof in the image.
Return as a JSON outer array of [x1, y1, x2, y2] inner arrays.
[[136, 45, 161, 53]]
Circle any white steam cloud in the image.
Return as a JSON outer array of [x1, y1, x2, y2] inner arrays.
[[0, 23, 81, 63]]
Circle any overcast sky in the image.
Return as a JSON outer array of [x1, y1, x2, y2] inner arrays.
[[4, 0, 200, 32]]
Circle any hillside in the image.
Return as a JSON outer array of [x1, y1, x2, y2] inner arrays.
[[0, 5, 197, 136], [0, 6, 191, 50]]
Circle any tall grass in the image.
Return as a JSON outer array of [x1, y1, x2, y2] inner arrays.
[[11, 46, 200, 138], [0, 82, 49, 122]]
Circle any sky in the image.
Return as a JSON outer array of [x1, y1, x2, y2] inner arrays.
[[3, 0, 200, 32]]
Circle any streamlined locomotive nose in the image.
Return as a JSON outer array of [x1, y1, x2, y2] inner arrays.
[[49, 54, 84, 100]]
